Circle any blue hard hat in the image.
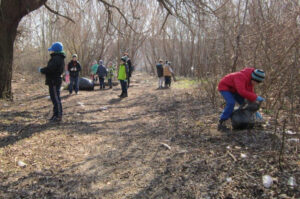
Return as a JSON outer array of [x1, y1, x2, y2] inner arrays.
[[48, 42, 63, 52]]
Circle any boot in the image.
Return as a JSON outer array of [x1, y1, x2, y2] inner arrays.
[[49, 115, 56, 121], [218, 120, 230, 131], [118, 92, 124, 97], [51, 116, 62, 123]]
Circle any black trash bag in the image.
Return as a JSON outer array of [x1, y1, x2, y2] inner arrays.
[[78, 77, 94, 91], [231, 102, 261, 130]]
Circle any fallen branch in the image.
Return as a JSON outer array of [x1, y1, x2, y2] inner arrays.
[[44, 3, 75, 23], [226, 151, 237, 162]]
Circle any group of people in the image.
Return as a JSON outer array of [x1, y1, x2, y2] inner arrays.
[[40, 42, 266, 130], [156, 60, 174, 89], [39, 42, 133, 122]]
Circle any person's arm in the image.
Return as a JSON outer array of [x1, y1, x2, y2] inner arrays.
[[233, 76, 257, 102], [40, 58, 57, 74], [169, 66, 174, 74]]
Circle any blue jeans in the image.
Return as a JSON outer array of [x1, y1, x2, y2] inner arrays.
[[220, 91, 245, 121], [69, 76, 79, 93], [49, 84, 62, 117], [120, 80, 127, 94]]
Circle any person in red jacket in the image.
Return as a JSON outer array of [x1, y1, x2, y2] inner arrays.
[[218, 68, 265, 131]]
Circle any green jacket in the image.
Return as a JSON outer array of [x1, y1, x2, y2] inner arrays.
[[118, 64, 128, 80], [91, 64, 98, 75]]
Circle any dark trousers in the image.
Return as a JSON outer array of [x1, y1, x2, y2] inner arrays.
[[99, 77, 105, 89], [49, 84, 62, 117], [165, 76, 171, 87], [108, 79, 112, 88], [120, 80, 127, 94], [69, 76, 79, 94]]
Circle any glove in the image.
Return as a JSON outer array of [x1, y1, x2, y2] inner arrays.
[[256, 96, 265, 102], [256, 112, 263, 120], [38, 67, 42, 73]]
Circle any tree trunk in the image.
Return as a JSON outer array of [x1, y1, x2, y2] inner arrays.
[[0, 20, 20, 99], [0, 0, 47, 99]]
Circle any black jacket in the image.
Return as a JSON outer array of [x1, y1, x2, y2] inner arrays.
[[96, 65, 107, 78], [68, 60, 81, 77], [126, 58, 133, 77], [156, 64, 163, 77], [41, 52, 65, 85]]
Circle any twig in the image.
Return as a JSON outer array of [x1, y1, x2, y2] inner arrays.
[[226, 151, 237, 162], [44, 3, 75, 23]]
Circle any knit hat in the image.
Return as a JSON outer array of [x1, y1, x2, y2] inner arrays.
[[121, 56, 127, 62], [48, 42, 63, 52], [72, 54, 78, 58], [99, 60, 103, 65], [252, 69, 265, 82]]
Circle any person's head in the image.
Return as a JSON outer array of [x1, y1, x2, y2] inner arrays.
[[99, 60, 103, 65], [251, 69, 265, 86], [168, 62, 171, 66], [48, 42, 63, 52], [159, 59, 163, 64], [72, 54, 78, 61], [124, 52, 129, 57]]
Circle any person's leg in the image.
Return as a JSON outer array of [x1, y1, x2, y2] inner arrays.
[[127, 77, 130, 88], [233, 93, 245, 105], [103, 78, 106, 89], [99, 78, 103, 89], [122, 80, 128, 97], [119, 80, 124, 97], [52, 84, 62, 121], [218, 91, 236, 131], [160, 77, 164, 88], [220, 91, 236, 121], [68, 77, 74, 94], [75, 77, 79, 94], [49, 84, 56, 120], [108, 79, 112, 88]]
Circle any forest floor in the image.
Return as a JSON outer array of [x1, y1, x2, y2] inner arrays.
[[0, 72, 299, 199]]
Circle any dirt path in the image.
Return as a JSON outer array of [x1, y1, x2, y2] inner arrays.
[[0, 73, 299, 198]]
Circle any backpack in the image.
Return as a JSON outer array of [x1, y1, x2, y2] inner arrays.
[[231, 102, 261, 130]]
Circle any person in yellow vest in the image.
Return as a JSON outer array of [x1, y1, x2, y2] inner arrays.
[[163, 61, 174, 88], [118, 56, 129, 98]]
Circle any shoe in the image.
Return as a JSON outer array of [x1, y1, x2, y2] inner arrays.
[[118, 93, 124, 97], [218, 120, 230, 131], [51, 116, 62, 122], [120, 93, 128, 98], [75, 92, 78, 95], [49, 115, 56, 121]]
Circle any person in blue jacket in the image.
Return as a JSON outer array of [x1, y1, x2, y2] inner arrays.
[[96, 60, 107, 90], [39, 42, 65, 122]]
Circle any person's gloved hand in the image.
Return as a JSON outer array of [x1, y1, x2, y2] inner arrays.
[[256, 96, 265, 102], [38, 67, 42, 73], [256, 112, 263, 120]]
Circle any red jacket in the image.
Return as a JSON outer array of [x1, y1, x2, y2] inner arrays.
[[218, 68, 257, 102]]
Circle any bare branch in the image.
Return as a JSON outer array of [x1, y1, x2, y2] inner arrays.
[[44, 3, 75, 23]]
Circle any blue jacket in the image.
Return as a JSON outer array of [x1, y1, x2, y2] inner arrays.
[[96, 65, 107, 78]]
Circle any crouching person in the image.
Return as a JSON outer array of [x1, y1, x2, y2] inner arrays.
[[39, 42, 66, 122], [118, 57, 129, 98], [218, 68, 265, 131]]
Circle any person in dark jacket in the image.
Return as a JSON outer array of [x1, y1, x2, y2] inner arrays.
[[217, 68, 266, 131], [124, 53, 133, 88], [67, 54, 81, 94], [39, 42, 65, 122], [156, 59, 164, 89], [96, 60, 107, 90]]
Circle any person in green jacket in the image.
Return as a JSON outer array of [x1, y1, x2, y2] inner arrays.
[[118, 57, 129, 98], [90, 60, 98, 82], [107, 62, 115, 89]]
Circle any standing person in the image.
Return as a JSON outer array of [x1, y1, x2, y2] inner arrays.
[[218, 68, 266, 131], [90, 60, 98, 83], [163, 61, 174, 88], [124, 52, 133, 88], [39, 42, 65, 122], [156, 59, 164, 89], [68, 54, 81, 95], [118, 56, 129, 98], [107, 62, 115, 89], [96, 60, 107, 90]]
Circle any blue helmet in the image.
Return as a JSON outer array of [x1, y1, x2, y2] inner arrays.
[[48, 42, 63, 52]]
